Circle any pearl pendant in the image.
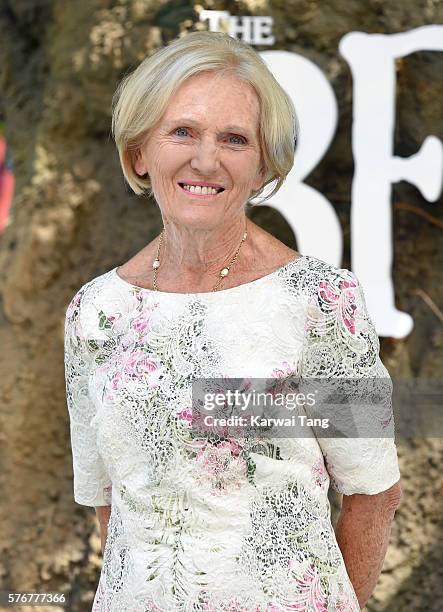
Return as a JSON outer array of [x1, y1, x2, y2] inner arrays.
[[152, 259, 160, 269], [220, 267, 229, 277]]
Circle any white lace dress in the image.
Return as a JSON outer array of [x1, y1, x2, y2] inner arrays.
[[64, 254, 401, 612]]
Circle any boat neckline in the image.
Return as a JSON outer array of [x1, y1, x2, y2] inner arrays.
[[112, 255, 306, 297]]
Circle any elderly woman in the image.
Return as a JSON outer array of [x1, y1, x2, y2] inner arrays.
[[64, 31, 402, 612]]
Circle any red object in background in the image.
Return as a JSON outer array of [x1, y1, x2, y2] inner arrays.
[[0, 135, 14, 233]]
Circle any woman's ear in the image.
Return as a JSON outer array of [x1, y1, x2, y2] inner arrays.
[[133, 149, 147, 177], [252, 161, 266, 192]]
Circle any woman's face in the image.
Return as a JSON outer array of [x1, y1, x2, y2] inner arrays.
[[133, 71, 265, 229]]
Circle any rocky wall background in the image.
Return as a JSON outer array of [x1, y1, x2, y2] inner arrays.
[[0, 1, 441, 610]]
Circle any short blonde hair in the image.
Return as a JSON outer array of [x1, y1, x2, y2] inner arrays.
[[111, 30, 299, 203]]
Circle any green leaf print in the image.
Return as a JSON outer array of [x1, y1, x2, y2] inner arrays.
[[86, 339, 100, 351], [98, 309, 114, 330]]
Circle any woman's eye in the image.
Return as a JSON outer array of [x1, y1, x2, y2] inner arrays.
[[174, 127, 189, 137], [229, 134, 246, 145]]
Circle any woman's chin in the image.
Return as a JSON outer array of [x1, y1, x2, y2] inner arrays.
[[168, 209, 228, 229]]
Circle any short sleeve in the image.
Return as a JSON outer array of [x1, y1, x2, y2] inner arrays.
[[300, 267, 401, 496], [64, 286, 112, 506]]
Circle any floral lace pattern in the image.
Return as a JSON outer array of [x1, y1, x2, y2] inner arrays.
[[64, 254, 400, 611]]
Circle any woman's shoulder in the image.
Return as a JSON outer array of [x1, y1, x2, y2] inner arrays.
[[251, 226, 356, 293], [65, 267, 121, 336], [280, 253, 359, 297], [68, 266, 117, 305]]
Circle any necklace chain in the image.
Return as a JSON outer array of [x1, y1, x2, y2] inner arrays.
[[152, 225, 248, 292]]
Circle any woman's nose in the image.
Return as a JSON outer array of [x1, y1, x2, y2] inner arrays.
[[190, 139, 220, 175]]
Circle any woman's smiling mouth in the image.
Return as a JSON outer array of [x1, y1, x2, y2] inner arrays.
[[178, 182, 225, 197]]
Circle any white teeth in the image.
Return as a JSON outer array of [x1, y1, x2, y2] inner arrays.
[[181, 183, 220, 195]]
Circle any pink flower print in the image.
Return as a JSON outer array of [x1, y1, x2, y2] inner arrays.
[[131, 315, 151, 335], [196, 446, 226, 476], [287, 562, 328, 611], [339, 279, 357, 291], [111, 371, 123, 391], [196, 442, 247, 491], [339, 279, 358, 335], [176, 407, 193, 425], [272, 361, 295, 378], [319, 278, 358, 336], [343, 316, 355, 335], [220, 598, 250, 611], [267, 363, 296, 402], [124, 352, 162, 387], [319, 280, 340, 306], [216, 439, 242, 457], [311, 457, 328, 487]]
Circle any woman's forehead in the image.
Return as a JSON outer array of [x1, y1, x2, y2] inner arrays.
[[160, 73, 260, 130]]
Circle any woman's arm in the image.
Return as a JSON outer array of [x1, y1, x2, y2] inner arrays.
[[335, 480, 402, 609], [95, 505, 112, 555]]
